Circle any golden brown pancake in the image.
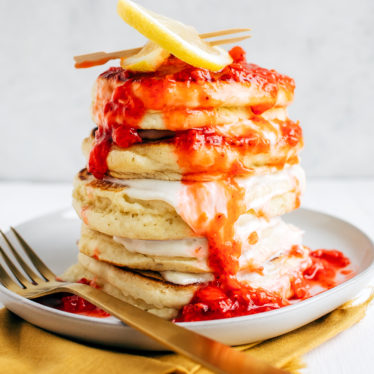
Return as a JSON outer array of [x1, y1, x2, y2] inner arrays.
[[79, 224, 210, 273], [78, 217, 304, 274], [62, 261, 183, 320], [83, 114, 303, 181], [92, 58, 295, 131], [92, 106, 288, 131], [72, 166, 304, 240]]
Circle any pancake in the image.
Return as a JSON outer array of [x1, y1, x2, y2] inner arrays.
[[62, 262, 181, 320], [62, 247, 311, 320], [79, 224, 210, 273], [78, 217, 303, 273], [92, 55, 295, 131], [72, 165, 305, 240], [83, 117, 303, 181], [78, 252, 195, 309], [73, 169, 192, 239], [93, 106, 288, 131]]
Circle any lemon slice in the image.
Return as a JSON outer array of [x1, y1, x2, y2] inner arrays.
[[117, 0, 232, 72], [121, 41, 170, 72]]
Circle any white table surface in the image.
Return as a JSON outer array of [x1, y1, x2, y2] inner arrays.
[[1, 178, 373, 373]]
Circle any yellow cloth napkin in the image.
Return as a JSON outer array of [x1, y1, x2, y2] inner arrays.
[[0, 292, 372, 374]]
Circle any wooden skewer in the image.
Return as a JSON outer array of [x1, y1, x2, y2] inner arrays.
[[74, 28, 251, 68], [198, 27, 251, 39], [74, 48, 142, 68], [209, 35, 251, 46]]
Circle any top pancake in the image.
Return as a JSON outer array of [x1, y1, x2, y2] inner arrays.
[[91, 49, 295, 130]]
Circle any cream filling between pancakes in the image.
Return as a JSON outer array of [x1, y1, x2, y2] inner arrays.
[[113, 217, 303, 263], [103, 163, 305, 216], [113, 235, 208, 259], [160, 245, 311, 291], [111, 217, 304, 287]]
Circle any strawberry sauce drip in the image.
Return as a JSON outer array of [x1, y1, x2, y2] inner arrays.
[[179, 178, 246, 278], [176, 279, 288, 322], [172, 120, 302, 178], [57, 278, 110, 317], [88, 119, 302, 179], [88, 80, 144, 179], [175, 178, 293, 322], [88, 125, 141, 179], [303, 249, 351, 289], [279, 119, 303, 147], [176, 249, 351, 322], [58, 295, 110, 317]]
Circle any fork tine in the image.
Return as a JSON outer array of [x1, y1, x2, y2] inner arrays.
[[0, 244, 33, 288], [0, 230, 44, 283], [10, 227, 56, 281], [0, 259, 23, 292]]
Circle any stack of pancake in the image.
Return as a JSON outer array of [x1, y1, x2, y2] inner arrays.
[[64, 47, 311, 320]]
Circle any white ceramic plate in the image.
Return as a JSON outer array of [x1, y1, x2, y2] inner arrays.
[[0, 208, 373, 350]]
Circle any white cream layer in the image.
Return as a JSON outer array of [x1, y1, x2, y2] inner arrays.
[[113, 216, 279, 260], [162, 271, 213, 286], [161, 245, 311, 291], [113, 236, 208, 260], [104, 164, 305, 216], [236, 246, 312, 298], [113, 217, 303, 275], [236, 164, 305, 210], [236, 216, 303, 267]]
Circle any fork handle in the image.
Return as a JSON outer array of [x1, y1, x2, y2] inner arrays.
[[40, 283, 287, 374]]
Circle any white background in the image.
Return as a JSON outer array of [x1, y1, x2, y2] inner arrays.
[[1, 0, 374, 181]]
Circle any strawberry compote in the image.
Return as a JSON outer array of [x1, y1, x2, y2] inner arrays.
[[57, 278, 110, 317], [88, 47, 299, 179], [176, 249, 351, 322]]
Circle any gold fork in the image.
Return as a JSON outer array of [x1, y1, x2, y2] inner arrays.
[[0, 227, 287, 374], [74, 28, 251, 68]]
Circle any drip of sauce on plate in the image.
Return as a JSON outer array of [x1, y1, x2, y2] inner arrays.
[[175, 249, 351, 322], [53, 248, 351, 320], [56, 278, 110, 317]]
